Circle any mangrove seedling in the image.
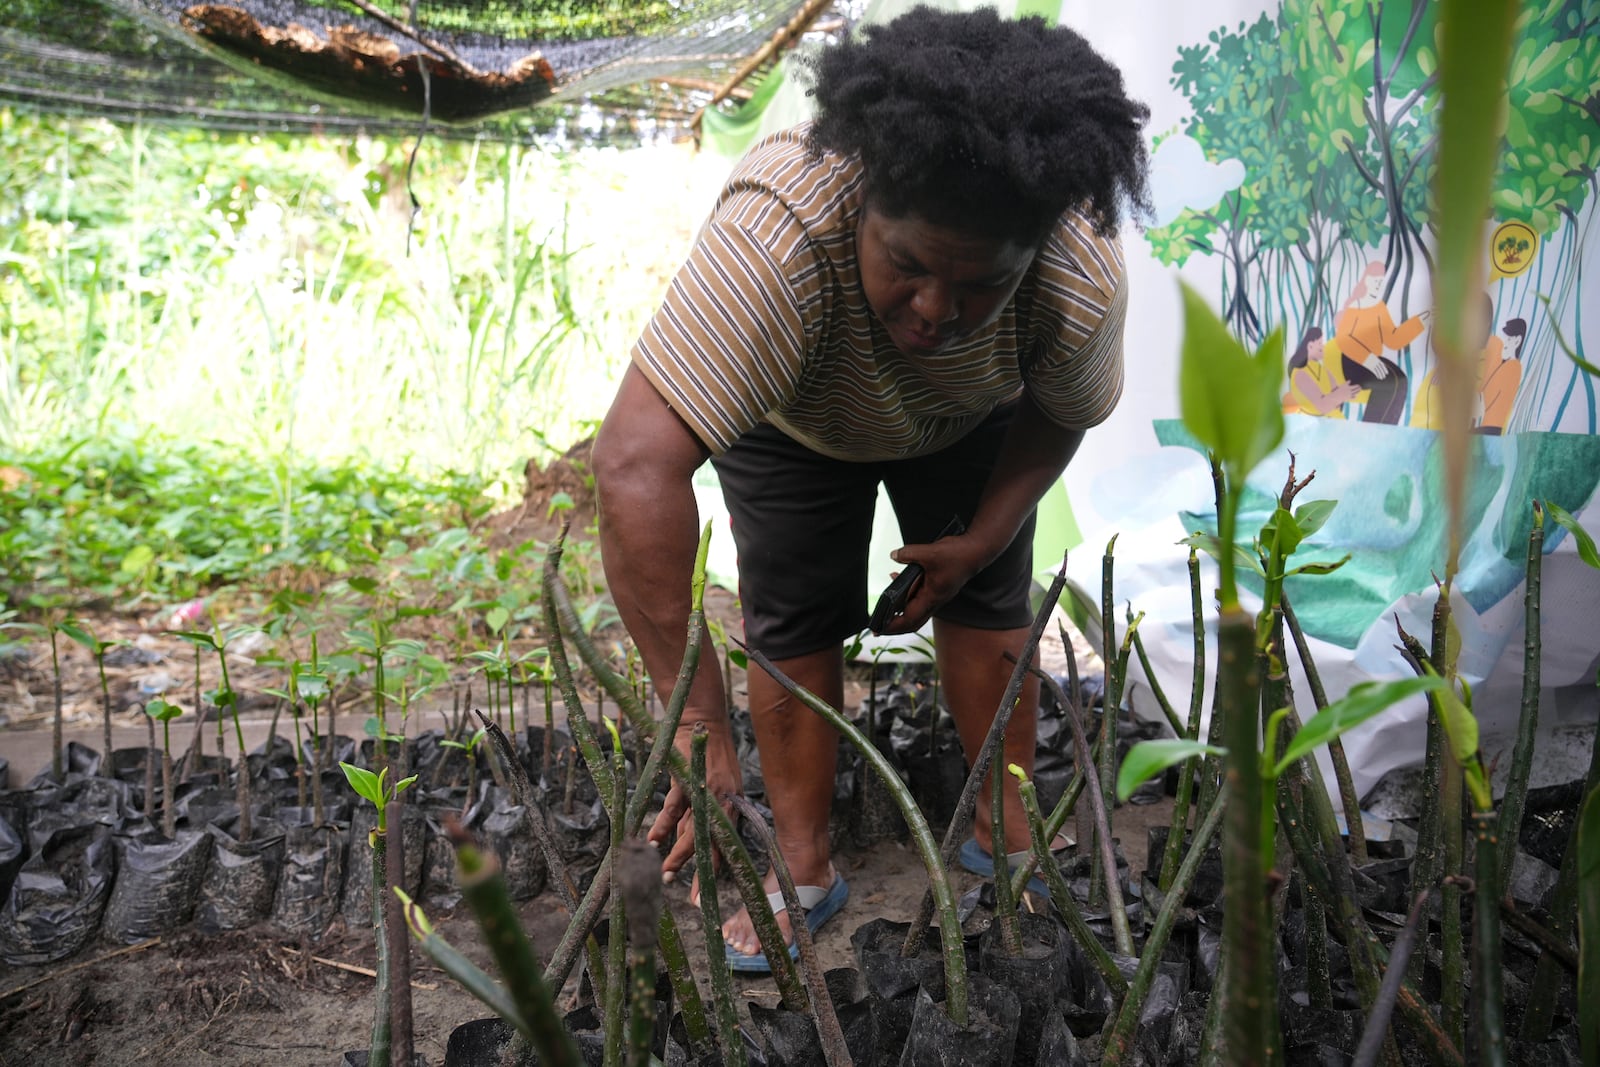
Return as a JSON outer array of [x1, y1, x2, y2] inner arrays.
[[175, 626, 257, 840], [341, 761, 418, 1067], [59, 621, 121, 774], [145, 696, 182, 837], [439, 726, 488, 811]]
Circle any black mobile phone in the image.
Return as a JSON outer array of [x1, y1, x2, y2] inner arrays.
[[868, 516, 966, 634]]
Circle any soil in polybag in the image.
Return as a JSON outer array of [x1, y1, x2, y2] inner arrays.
[[0, 821, 115, 965], [750, 966, 877, 1067], [898, 970, 1020, 1067], [270, 818, 346, 938], [341, 801, 428, 923], [195, 813, 286, 931], [101, 827, 213, 943]]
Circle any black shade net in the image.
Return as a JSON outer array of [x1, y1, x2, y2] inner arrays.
[[2, 0, 845, 144]]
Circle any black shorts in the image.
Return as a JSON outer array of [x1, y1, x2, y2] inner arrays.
[[710, 404, 1036, 660]]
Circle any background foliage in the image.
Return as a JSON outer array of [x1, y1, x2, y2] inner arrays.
[[0, 109, 715, 608]]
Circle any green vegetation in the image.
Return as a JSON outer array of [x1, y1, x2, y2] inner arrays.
[[1, 107, 708, 614]]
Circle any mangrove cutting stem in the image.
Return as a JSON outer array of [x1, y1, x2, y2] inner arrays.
[[1101, 794, 1226, 1066], [904, 557, 1068, 958], [731, 795, 853, 1067], [1219, 607, 1276, 1067], [749, 647, 970, 1029], [1159, 547, 1207, 891], [1016, 776, 1127, 997], [1035, 666, 1134, 956], [1281, 591, 1366, 865], [1471, 810, 1508, 1067], [1352, 889, 1430, 1067], [1497, 501, 1543, 890], [691, 728, 748, 1067]]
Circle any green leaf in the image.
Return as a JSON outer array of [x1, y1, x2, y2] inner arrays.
[[172, 629, 219, 651], [1261, 507, 1306, 558], [545, 491, 574, 517], [394, 774, 418, 797], [1545, 502, 1600, 570], [1177, 281, 1284, 479], [340, 761, 384, 806], [727, 648, 748, 670], [484, 606, 509, 634], [1576, 783, 1600, 1067], [348, 576, 379, 595], [1285, 554, 1353, 577], [59, 621, 96, 652], [1292, 499, 1337, 539], [1178, 532, 1265, 577], [1426, 665, 1490, 810], [294, 670, 329, 701], [1116, 738, 1225, 802], [144, 698, 182, 722], [211, 687, 235, 708], [120, 544, 155, 576], [1273, 677, 1446, 776]]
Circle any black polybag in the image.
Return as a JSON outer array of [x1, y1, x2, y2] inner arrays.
[[750, 967, 878, 1067], [473, 788, 549, 902], [195, 814, 285, 931], [0, 811, 24, 902], [0, 821, 116, 964], [101, 827, 212, 942], [270, 817, 345, 937], [978, 912, 1072, 1067], [341, 800, 427, 923], [851, 917, 947, 1054], [897, 971, 1020, 1067]]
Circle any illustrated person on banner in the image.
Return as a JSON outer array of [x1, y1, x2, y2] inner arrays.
[[1285, 326, 1362, 418], [1334, 261, 1431, 425]]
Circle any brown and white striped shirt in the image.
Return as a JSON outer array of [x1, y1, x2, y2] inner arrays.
[[631, 125, 1127, 462]]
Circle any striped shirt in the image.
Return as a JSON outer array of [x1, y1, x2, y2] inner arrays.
[[631, 125, 1127, 462]]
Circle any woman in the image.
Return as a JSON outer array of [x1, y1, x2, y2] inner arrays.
[[1286, 326, 1362, 416], [592, 8, 1150, 974], [1334, 261, 1430, 424]]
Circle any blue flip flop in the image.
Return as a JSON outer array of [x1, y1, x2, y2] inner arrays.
[[725, 871, 849, 975], [958, 836, 1069, 898]]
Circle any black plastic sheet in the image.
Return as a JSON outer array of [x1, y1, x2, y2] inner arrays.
[[0, 821, 115, 964], [195, 814, 285, 931], [101, 827, 212, 942], [475, 789, 549, 902]]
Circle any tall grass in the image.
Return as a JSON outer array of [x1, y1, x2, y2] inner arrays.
[[0, 109, 718, 491]]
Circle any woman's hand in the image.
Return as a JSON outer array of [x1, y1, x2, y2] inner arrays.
[[878, 532, 992, 635]]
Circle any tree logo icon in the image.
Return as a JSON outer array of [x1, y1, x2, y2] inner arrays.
[[1490, 220, 1538, 279]]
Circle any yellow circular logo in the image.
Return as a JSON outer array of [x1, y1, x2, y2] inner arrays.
[[1490, 220, 1538, 279]]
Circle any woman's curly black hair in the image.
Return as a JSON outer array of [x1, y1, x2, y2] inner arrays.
[[806, 6, 1152, 243]]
